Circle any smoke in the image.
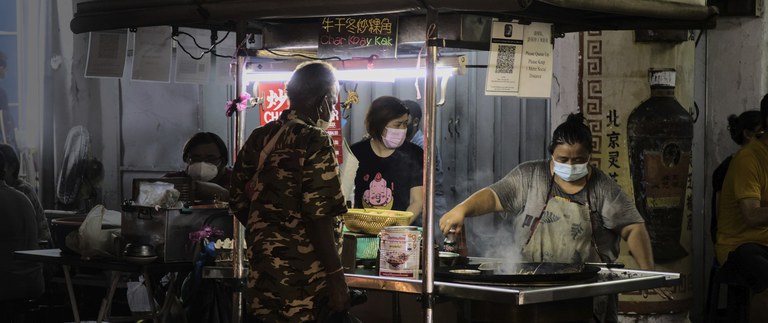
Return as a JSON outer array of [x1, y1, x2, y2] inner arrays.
[[466, 212, 525, 273]]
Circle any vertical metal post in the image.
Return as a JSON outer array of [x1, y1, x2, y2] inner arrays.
[[232, 23, 248, 323], [422, 8, 439, 323]]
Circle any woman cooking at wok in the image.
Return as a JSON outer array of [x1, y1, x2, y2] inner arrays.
[[439, 113, 671, 323]]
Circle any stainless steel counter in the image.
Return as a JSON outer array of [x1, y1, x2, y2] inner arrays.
[[345, 267, 679, 305], [205, 265, 679, 305]]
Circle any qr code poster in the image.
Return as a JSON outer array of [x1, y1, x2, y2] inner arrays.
[[485, 21, 553, 98]]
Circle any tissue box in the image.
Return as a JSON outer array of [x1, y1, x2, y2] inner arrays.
[[121, 203, 231, 263]]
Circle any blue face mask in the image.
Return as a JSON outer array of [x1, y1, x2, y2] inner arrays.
[[552, 159, 589, 182]]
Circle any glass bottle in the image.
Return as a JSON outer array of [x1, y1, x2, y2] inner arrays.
[[442, 228, 458, 253]]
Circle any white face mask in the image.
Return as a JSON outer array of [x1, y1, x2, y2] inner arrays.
[[187, 162, 219, 182], [315, 95, 333, 130], [552, 159, 589, 182], [316, 118, 330, 130], [382, 127, 407, 149]]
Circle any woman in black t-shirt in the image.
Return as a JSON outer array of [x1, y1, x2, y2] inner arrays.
[[351, 96, 423, 224]]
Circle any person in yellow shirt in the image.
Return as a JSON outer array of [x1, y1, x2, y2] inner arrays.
[[716, 94, 768, 323]]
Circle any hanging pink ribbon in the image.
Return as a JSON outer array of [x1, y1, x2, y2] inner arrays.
[[226, 92, 252, 117]]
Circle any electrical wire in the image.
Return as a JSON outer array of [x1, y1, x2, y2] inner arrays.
[[173, 30, 235, 60]]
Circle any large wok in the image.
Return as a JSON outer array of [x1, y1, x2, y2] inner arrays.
[[435, 262, 600, 286]]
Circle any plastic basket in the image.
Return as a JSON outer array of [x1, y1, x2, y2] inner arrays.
[[355, 236, 379, 259], [343, 208, 413, 235]]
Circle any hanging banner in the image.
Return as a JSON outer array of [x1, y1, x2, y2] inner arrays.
[[85, 29, 128, 78], [257, 81, 342, 163], [326, 100, 343, 164], [578, 30, 694, 316], [485, 21, 553, 98], [318, 15, 398, 59]]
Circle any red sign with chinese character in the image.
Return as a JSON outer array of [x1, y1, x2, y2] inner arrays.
[[258, 82, 289, 125], [257, 81, 343, 164]]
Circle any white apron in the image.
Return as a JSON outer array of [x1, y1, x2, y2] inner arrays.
[[520, 175, 603, 264]]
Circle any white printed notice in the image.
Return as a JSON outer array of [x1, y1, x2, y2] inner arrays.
[[85, 30, 128, 78], [485, 21, 553, 98], [175, 28, 211, 84], [132, 26, 173, 82]]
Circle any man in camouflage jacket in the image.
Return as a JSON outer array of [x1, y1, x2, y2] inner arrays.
[[230, 62, 350, 323]]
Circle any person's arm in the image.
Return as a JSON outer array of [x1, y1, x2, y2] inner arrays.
[[229, 132, 263, 224], [620, 223, 654, 270], [303, 130, 350, 313], [438, 187, 503, 235], [407, 186, 423, 224], [740, 198, 768, 227], [305, 217, 350, 312], [621, 222, 674, 299], [728, 150, 767, 226]]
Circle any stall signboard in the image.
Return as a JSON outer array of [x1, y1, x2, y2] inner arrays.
[[257, 81, 343, 163], [258, 82, 290, 125], [326, 101, 343, 164], [485, 21, 553, 98], [318, 15, 398, 59]]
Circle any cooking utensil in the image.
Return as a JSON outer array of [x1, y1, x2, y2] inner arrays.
[[584, 262, 625, 269], [436, 262, 600, 286], [123, 255, 159, 265], [123, 243, 157, 258], [439, 251, 460, 267], [449, 269, 481, 275]]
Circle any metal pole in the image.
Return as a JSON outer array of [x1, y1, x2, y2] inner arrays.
[[422, 8, 438, 323], [232, 22, 248, 323]]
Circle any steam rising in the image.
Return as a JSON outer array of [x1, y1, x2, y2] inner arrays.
[[473, 213, 526, 274]]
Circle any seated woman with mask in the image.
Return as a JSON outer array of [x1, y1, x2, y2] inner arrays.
[[351, 96, 424, 224], [165, 132, 231, 201]]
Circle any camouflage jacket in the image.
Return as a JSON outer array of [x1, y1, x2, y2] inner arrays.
[[230, 109, 347, 322]]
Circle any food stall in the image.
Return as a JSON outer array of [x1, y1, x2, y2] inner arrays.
[[65, 0, 717, 322]]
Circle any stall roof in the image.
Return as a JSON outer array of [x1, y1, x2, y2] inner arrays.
[[71, 0, 717, 35]]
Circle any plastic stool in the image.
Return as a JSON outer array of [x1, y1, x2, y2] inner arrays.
[[706, 263, 751, 323]]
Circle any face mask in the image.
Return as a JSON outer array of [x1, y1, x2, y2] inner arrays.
[[316, 118, 330, 130], [314, 96, 333, 130], [552, 159, 589, 182], [187, 162, 219, 182], [382, 127, 407, 149]]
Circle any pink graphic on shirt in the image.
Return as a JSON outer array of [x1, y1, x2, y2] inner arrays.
[[363, 172, 393, 207]]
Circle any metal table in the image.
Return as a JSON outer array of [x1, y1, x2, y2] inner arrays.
[[345, 267, 679, 305], [204, 261, 679, 305], [14, 249, 191, 323]]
